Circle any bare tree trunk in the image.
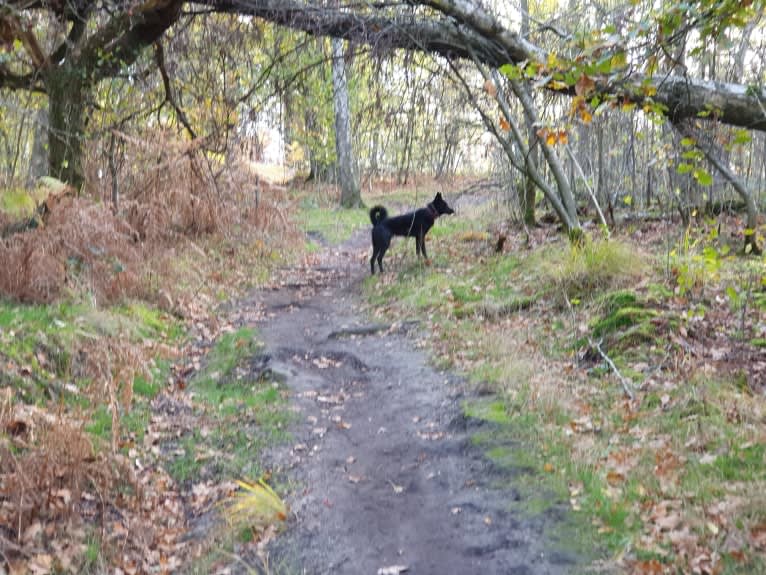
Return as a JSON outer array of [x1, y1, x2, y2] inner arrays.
[[26, 110, 49, 187], [678, 122, 762, 255], [331, 38, 361, 207], [108, 132, 120, 213], [47, 65, 86, 189], [520, 0, 537, 226]]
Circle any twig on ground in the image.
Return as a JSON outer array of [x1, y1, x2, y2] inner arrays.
[[563, 294, 636, 400], [589, 337, 636, 400]]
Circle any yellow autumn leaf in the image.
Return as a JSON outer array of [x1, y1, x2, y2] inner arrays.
[[569, 95, 585, 119]]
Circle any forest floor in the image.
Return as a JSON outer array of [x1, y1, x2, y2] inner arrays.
[[2, 177, 766, 575]]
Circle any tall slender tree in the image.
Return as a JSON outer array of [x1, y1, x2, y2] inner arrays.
[[331, 37, 361, 207]]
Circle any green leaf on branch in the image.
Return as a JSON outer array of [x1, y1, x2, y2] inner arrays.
[[733, 129, 752, 145], [499, 63, 522, 80], [693, 168, 713, 186]]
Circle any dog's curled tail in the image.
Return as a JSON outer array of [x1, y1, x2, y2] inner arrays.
[[369, 205, 388, 226]]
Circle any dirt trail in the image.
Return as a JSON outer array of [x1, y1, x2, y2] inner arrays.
[[251, 229, 578, 574]]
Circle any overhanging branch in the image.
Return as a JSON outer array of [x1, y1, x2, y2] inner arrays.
[[201, 0, 766, 132]]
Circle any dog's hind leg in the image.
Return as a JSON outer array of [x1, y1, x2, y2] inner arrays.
[[376, 244, 387, 273], [370, 250, 378, 275]]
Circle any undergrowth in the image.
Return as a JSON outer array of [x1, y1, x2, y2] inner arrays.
[[0, 132, 299, 573]]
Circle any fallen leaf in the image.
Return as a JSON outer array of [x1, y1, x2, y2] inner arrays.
[[606, 471, 625, 486], [751, 523, 766, 549], [28, 554, 53, 575], [654, 512, 682, 532], [631, 558, 663, 574]]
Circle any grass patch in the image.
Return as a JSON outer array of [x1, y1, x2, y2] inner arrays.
[[299, 205, 368, 244], [166, 327, 292, 484], [540, 237, 647, 300], [167, 432, 205, 483], [192, 328, 260, 390]]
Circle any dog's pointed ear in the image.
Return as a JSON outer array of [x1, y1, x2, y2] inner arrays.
[[435, 192, 443, 200]]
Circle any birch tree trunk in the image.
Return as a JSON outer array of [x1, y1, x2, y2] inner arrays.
[[332, 38, 362, 208]]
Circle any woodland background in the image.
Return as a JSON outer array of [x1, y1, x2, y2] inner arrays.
[[1, 0, 766, 573]]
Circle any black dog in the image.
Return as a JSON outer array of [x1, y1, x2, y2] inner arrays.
[[369, 192, 455, 275]]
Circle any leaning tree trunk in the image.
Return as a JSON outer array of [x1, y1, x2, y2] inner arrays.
[[519, 0, 537, 227], [678, 121, 762, 255], [331, 38, 361, 208], [46, 65, 86, 189], [509, 78, 581, 240]]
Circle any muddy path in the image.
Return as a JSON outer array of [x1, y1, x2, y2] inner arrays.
[[247, 229, 579, 574]]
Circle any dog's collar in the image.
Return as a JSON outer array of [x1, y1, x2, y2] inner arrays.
[[427, 203, 439, 219]]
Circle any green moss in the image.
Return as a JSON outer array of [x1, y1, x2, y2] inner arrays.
[[595, 290, 638, 314], [0, 188, 39, 218], [464, 400, 511, 425]]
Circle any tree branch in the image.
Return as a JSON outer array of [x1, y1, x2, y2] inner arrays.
[[204, 0, 766, 132], [80, 0, 185, 85], [154, 41, 196, 138], [0, 66, 43, 92]]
